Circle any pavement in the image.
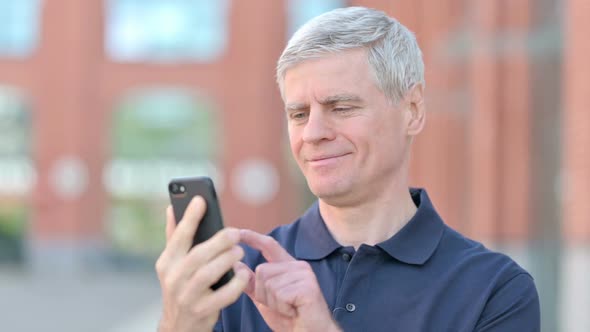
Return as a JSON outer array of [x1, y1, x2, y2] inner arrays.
[[0, 266, 162, 332]]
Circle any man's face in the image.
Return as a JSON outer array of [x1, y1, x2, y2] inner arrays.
[[284, 49, 413, 205]]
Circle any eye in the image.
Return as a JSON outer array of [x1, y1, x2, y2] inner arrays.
[[289, 111, 308, 121], [333, 106, 354, 113]]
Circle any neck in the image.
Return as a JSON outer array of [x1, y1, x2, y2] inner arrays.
[[318, 174, 417, 250]]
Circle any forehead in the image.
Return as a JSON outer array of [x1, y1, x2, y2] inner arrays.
[[283, 49, 376, 102]]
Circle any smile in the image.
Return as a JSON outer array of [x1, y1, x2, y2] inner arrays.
[[307, 153, 351, 167]]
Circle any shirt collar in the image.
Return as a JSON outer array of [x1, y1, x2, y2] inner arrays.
[[376, 188, 445, 265], [294, 188, 445, 264], [294, 201, 341, 260]]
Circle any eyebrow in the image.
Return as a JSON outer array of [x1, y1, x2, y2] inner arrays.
[[285, 94, 363, 111], [318, 94, 363, 105]]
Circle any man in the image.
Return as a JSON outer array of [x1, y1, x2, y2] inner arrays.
[[156, 6, 540, 332]]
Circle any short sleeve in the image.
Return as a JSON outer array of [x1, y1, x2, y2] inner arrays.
[[213, 317, 223, 332], [475, 273, 540, 332]]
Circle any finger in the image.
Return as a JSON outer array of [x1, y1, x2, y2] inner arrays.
[[165, 205, 176, 242], [164, 228, 241, 287], [273, 285, 300, 317], [254, 263, 269, 307], [185, 227, 241, 271], [263, 274, 299, 317], [198, 268, 251, 312], [156, 228, 244, 300], [167, 196, 207, 255], [161, 232, 244, 303], [240, 229, 295, 263], [187, 245, 244, 293], [252, 262, 303, 309], [255, 261, 304, 281], [233, 261, 255, 295]]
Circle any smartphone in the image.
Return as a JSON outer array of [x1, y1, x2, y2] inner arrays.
[[168, 176, 234, 290]]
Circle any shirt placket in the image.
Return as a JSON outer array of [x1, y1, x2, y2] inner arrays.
[[332, 245, 378, 329]]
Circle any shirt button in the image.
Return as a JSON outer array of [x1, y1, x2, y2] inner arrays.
[[342, 253, 351, 262], [345, 303, 356, 312]]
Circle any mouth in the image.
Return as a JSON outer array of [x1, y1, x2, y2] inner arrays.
[[306, 153, 351, 166]]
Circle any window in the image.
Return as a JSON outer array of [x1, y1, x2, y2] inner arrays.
[[0, 0, 42, 57], [287, 0, 346, 36], [105, 0, 230, 63], [104, 87, 221, 258], [0, 86, 33, 263], [0, 87, 34, 196]]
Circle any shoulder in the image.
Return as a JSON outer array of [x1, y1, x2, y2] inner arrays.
[[438, 226, 531, 284], [437, 226, 540, 328]]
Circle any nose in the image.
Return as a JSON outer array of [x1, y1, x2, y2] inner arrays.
[[302, 108, 336, 143]]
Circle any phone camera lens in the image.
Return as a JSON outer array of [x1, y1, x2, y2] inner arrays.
[[170, 183, 180, 194]]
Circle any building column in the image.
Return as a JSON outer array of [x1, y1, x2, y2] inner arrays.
[[29, 0, 106, 273], [560, 0, 590, 331]]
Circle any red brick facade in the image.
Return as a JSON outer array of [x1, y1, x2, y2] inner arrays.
[[0, 0, 586, 249]]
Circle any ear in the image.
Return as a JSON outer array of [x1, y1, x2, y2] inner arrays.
[[405, 83, 426, 136]]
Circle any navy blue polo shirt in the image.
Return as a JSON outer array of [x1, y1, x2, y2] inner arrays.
[[216, 188, 540, 331]]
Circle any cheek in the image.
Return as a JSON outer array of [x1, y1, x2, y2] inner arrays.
[[288, 128, 302, 157], [366, 119, 403, 154], [374, 112, 405, 139]]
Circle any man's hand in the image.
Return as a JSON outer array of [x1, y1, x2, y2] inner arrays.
[[239, 229, 342, 332], [155, 197, 251, 332]]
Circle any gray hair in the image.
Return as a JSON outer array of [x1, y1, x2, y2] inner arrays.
[[276, 6, 424, 104]]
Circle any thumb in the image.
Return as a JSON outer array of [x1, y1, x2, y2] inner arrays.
[[233, 261, 255, 296]]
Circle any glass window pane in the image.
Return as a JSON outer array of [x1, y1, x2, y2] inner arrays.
[[287, 0, 346, 37], [0, 86, 33, 264], [104, 87, 221, 258], [105, 0, 230, 63], [0, 0, 42, 57], [0, 86, 35, 196]]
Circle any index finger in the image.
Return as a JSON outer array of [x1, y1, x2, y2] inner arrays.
[[239, 229, 294, 263], [167, 196, 207, 255]]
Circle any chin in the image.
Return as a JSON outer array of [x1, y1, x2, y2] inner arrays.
[[307, 177, 352, 202]]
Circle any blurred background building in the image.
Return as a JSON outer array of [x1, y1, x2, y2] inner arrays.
[[0, 0, 588, 331]]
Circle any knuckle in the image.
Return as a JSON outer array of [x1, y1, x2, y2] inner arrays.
[[163, 274, 178, 291], [155, 257, 165, 274], [155, 258, 171, 279]]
